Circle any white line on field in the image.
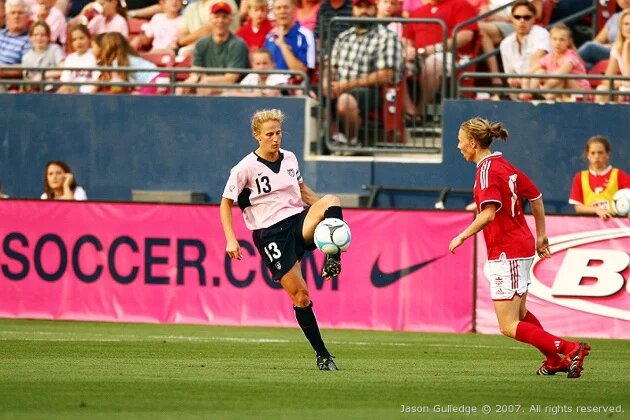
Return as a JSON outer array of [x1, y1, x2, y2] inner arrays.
[[0, 330, 532, 350]]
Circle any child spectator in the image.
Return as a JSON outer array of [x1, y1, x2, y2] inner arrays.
[[232, 47, 289, 95], [530, 23, 589, 101], [57, 24, 100, 93], [41, 160, 88, 200], [73, 0, 129, 37], [236, 0, 273, 52], [130, 0, 184, 53], [21, 21, 65, 91], [97, 31, 163, 94], [31, 0, 67, 45]]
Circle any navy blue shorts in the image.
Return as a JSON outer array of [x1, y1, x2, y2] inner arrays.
[[252, 209, 317, 281]]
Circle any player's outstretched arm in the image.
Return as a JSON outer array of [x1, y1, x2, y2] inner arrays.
[[299, 182, 320, 207], [220, 198, 242, 260], [449, 204, 497, 254]]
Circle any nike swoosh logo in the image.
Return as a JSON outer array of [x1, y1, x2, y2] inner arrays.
[[371, 255, 445, 288]]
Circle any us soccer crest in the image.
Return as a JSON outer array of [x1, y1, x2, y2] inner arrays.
[[287, 169, 295, 177]]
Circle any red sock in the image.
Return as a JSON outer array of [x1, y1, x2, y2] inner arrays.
[[515, 321, 576, 357], [521, 311, 562, 365], [522, 311, 542, 328]]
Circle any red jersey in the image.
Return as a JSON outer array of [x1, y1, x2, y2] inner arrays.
[[236, 19, 274, 52], [568, 166, 630, 206], [474, 152, 542, 260], [403, 0, 478, 51]]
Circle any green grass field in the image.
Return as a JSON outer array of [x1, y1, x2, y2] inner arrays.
[[0, 319, 628, 420]]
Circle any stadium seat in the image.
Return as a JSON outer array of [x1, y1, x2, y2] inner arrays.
[[142, 52, 175, 68], [588, 59, 610, 88], [540, 0, 556, 27], [174, 55, 193, 81]]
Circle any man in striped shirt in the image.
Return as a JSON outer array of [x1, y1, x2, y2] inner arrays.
[[0, 0, 31, 85]]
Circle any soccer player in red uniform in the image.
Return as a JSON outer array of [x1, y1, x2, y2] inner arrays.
[[220, 109, 344, 370], [449, 117, 590, 378], [569, 135, 630, 220]]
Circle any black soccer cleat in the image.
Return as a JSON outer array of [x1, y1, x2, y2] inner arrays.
[[316, 355, 338, 371], [321, 254, 341, 279], [536, 358, 570, 376]]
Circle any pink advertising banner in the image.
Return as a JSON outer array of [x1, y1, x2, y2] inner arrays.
[[475, 215, 630, 339], [0, 200, 474, 332]]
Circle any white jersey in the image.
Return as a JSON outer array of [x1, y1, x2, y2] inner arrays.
[[222, 149, 304, 230]]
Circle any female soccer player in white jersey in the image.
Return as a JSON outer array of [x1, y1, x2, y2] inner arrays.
[[220, 109, 343, 371], [448, 117, 590, 378]]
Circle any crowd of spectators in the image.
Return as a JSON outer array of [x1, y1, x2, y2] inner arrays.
[[0, 0, 628, 102]]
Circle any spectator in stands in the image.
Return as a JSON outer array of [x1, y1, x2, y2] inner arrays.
[[314, 0, 352, 51], [264, 0, 316, 73], [325, 0, 403, 146], [22, 21, 65, 91], [177, 2, 250, 95], [97, 31, 164, 94], [529, 23, 589, 101], [41, 160, 88, 200], [232, 47, 290, 96], [578, 0, 630, 70], [57, 24, 99, 93], [377, 0, 402, 37], [478, 0, 542, 87], [31, 0, 67, 45], [235, 0, 273, 52], [175, 0, 239, 54], [0, 0, 32, 88], [72, 0, 129, 37], [499, 0, 550, 100], [569, 135, 630, 220], [296, 0, 321, 32], [595, 9, 630, 102], [130, 0, 184, 53], [403, 0, 478, 118]]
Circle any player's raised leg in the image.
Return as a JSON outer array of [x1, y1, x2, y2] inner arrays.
[[280, 262, 338, 371], [303, 194, 345, 278]]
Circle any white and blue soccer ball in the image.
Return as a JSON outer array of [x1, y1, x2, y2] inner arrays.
[[612, 188, 630, 217], [314, 218, 351, 255]]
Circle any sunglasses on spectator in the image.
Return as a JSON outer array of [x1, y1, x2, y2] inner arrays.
[[512, 14, 533, 21]]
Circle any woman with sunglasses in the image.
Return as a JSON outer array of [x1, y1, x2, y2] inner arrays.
[[498, 0, 550, 100]]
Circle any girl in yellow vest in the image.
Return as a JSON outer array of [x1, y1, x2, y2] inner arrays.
[[569, 135, 630, 220]]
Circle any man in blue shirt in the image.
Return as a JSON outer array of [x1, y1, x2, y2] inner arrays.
[[264, 0, 316, 73], [0, 0, 31, 72]]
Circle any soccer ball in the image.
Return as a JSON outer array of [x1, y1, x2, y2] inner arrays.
[[612, 188, 630, 217], [314, 218, 351, 255]]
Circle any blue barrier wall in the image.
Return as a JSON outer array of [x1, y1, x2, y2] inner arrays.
[[1, 95, 627, 213], [0, 95, 307, 201]]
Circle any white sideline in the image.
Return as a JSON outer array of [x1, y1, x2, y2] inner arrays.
[[0, 330, 532, 350]]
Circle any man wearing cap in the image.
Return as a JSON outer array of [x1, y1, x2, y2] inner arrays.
[[264, 0, 316, 72], [176, 0, 239, 53], [177, 1, 250, 96], [324, 0, 403, 146]]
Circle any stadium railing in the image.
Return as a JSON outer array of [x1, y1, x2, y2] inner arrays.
[[0, 66, 309, 96], [456, 72, 630, 102]]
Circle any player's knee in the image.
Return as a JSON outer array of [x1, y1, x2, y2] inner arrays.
[[294, 290, 311, 308], [321, 194, 341, 208]]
